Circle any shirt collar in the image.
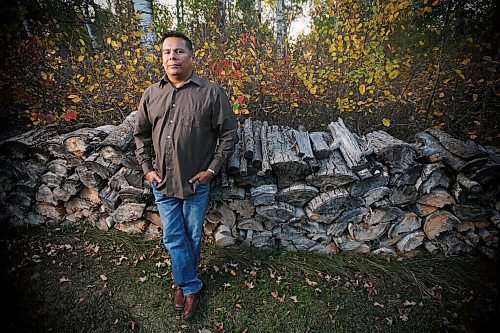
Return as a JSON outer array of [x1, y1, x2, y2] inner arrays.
[[159, 72, 202, 88]]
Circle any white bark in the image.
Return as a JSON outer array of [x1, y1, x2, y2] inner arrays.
[[132, 0, 156, 50], [82, 0, 99, 52], [275, 0, 285, 58]]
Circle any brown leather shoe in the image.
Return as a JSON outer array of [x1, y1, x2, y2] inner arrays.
[[181, 290, 201, 320], [172, 286, 184, 311]]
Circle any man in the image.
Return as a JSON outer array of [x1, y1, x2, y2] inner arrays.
[[134, 31, 238, 320]]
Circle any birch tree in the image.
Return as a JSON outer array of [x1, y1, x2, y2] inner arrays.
[[82, 0, 99, 52], [132, 0, 156, 50]]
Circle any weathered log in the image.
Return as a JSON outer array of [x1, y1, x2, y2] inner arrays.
[[114, 219, 148, 234], [308, 159, 320, 173], [40, 171, 63, 188], [259, 121, 272, 175], [293, 129, 315, 161], [237, 218, 264, 231], [363, 186, 390, 206], [426, 128, 487, 161], [243, 118, 255, 159], [306, 187, 362, 221], [390, 165, 423, 187], [456, 173, 482, 193], [228, 199, 255, 218], [388, 185, 418, 206], [76, 152, 120, 191], [0, 125, 57, 158], [333, 236, 363, 251], [79, 187, 101, 205], [349, 167, 389, 197], [366, 130, 418, 172], [364, 206, 403, 226], [239, 151, 248, 176], [109, 167, 130, 191], [214, 224, 236, 246], [435, 231, 469, 256], [47, 159, 69, 178], [250, 184, 277, 206], [266, 125, 310, 187], [216, 202, 237, 227], [62, 128, 109, 157], [34, 203, 65, 222], [305, 149, 359, 191], [328, 118, 368, 171], [417, 187, 455, 208], [61, 173, 83, 195], [276, 183, 319, 207], [458, 153, 500, 188], [112, 202, 145, 224], [52, 187, 72, 203], [256, 202, 305, 223], [396, 231, 425, 253], [415, 162, 452, 194], [118, 185, 144, 203], [410, 202, 439, 217], [64, 197, 93, 215], [36, 184, 57, 205], [451, 182, 497, 205], [423, 210, 460, 240], [98, 111, 135, 164], [227, 131, 241, 175], [99, 186, 121, 211], [252, 120, 263, 169], [252, 230, 274, 248], [451, 205, 493, 221], [389, 212, 421, 238], [349, 222, 389, 241], [309, 131, 332, 159], [415, 131, 464, 170]]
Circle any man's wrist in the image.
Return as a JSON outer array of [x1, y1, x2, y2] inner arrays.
[[207, 168, 216, 175]]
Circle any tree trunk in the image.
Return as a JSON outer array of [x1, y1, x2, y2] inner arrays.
[[132, 0, 156, 50]]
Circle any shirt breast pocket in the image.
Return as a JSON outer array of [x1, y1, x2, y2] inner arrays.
[[180, 106, 211, 128]]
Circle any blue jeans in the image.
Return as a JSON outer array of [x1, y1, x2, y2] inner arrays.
[[152, 182, 211, 295]]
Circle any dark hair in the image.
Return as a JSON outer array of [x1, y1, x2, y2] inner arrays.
[[161, 31, 193, 54]]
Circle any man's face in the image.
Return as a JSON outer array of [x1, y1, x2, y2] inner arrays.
[[162, 37, 194, 80]]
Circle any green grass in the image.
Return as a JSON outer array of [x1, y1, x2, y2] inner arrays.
[[0, 223, 498, 333]]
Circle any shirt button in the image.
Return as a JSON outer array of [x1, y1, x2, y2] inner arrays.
[[169, 120, 174, 123], [167, 135, 171, 139], [172, 103, 176, 107]]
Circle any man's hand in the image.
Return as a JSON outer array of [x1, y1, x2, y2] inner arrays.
[[189, 170, 215, 184], [145, 171, 162, 185]]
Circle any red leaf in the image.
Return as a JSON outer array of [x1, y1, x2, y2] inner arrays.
[[237, 95, 246, 104], [64, 110, 77, 122], [235, 70, 242, 79]]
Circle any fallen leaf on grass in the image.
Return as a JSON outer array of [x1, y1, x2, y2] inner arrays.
[[271, 290, 286, 302], [222, 283, 231, 288], [139, 276, 148, 283], [59, 277, 71, 283], [100, 274, 108, 281], [403, 300, 416, 306], [374, 302, 385, 308], [245, 281, 254, 289], [290, 295, 298, 303], [306, 278, 318, 287]]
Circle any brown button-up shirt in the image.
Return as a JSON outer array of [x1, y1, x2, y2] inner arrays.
[[134, 72, 238, 199]]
